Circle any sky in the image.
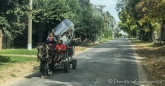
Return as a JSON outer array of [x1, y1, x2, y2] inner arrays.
[[90, 0, 126, 34], [90, 0, 120, 22]]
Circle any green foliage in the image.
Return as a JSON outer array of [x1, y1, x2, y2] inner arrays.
[[0, 0, 28, 40], [0, 0, 116, 48], [101, 38, 109, 42], [116, 0, 159, 41], [33, 0, 73, 22]]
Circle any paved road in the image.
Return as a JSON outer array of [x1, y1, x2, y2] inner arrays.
[[8, 38, 140, 86]]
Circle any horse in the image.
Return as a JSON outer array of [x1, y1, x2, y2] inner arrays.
[[37, 43, 53, 76]]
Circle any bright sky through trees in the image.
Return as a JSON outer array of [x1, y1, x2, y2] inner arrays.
[[90, 0, 120, 22]]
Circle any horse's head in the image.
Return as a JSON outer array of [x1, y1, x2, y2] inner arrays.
[[37, 43, 46, 58]]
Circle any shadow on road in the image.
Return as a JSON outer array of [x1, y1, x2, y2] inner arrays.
[[24, 66, 75, 79]]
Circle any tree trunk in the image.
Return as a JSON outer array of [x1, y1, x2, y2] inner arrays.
[[158, 20, 165, 45], [148, 24, 153, 42], [163, 20, 165, 44], [6, 35, 7, 49], [159, 24, 162, 45]]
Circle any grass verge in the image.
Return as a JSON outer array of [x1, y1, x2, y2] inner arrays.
[[0, 55, 36, 69], [128, 38, 145, 43], [129, 38, 161, 47], [0, 49, 37, 55]]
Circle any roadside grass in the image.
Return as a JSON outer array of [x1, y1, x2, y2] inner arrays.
[[79, 38, 112, 49], [99, 38, 113, 43], [128, 38, 146, 43], [128, 38, 161, 47], [0, 49, 37, 55], [75, 39, 113, 52], [0, 55, 36, 70]]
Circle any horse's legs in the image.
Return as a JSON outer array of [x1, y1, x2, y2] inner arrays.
[[39, 60, 45, 76], [40, 61, 44, 72], [49, 58, 53, 70]]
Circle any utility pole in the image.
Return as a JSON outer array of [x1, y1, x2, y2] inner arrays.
[[27, 0, 32, 50]]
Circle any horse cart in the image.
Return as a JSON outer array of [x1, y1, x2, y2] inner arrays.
[[37, 19, 79, 76]]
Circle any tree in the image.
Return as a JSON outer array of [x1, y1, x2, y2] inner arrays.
[[116, 0, 156, 41], [0, 0, 116, 48], [0, 0, 29, 48], [135, 0, 165, 43]]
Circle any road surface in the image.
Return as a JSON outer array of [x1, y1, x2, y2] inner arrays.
[[8, 38, 141, 86]]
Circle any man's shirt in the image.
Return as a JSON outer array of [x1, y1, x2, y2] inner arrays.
[[55, 44, 66, 54]]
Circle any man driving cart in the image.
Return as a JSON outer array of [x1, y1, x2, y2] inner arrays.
[[54, 40, 66, 66]]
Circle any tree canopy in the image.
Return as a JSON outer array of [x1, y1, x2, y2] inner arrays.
[[116, 0, 165, 42]]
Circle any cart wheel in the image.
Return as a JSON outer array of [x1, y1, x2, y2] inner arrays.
[[64, 61, 70, 73], [72, 59, 77, 69]]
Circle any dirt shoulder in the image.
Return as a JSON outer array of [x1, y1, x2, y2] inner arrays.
[[130, 39, 165, 86]]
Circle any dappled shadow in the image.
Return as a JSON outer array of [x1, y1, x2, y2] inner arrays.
[[128, 38, 149, 44], [0, 55, 11, 64], [148, 43, 164, 47], [131, 43, 165, 86], [134, 45, 165, 58]]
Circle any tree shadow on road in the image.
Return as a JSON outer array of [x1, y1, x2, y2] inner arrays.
[[24, 66, 70, 79]]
